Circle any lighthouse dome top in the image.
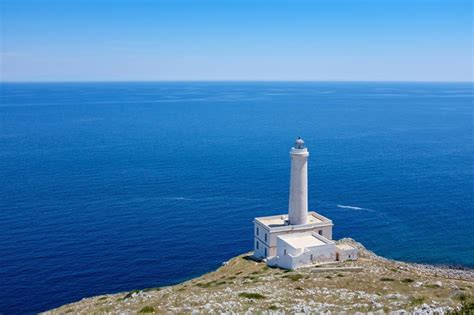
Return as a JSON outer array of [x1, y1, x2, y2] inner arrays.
[[290, 136, 309, 155], [295, 137, 305, 149]]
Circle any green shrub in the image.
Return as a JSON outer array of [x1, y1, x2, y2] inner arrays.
[[238, 292, 266, 299], [195, 282, 213, 288], [410, 296, 425, 306], [447, 297, 474, 315], [453, 292, 469, 302], [143, 287, 161, 292], [458, 301, 474, 314], [402, 278, 414, 283], [283, 274, 303, 281], [139, 306, 155, 313], [380, 277, 395, 282], [268, 305, 278, 310]]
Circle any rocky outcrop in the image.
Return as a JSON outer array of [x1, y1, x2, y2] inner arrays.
[[43, 239, 473, 314]]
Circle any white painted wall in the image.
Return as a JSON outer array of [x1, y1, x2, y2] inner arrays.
[[253, 223, 271, 259], [311, 226, 332, 240], [274, 242, 337, 270], [290, 244, 337, 269], [336, 245, 358, 261], [254, 238, 267, 259]]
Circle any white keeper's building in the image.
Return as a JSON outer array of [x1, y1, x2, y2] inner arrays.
[[253, 137, 358, 270]]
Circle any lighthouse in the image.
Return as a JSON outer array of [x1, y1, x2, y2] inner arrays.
[[253, 137, 341, 264], [288, 137, 309, 225], [253, 137, 358, 269]]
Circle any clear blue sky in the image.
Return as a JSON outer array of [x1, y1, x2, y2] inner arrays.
[[0, 0, 472, 82]]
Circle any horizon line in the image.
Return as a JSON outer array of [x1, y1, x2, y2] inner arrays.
[[1, 79, 473, 84]]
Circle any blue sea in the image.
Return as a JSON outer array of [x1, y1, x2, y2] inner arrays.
[[0, 82, 473, 314]]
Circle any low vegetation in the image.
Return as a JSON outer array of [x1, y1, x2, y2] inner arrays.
[[138, 306, 155, 313], [238, 292, 266, 299], [410, 296, 426, 306], [282, 273, 304, 281], [448, 297, 474, 315]]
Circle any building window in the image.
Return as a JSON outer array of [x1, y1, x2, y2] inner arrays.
[[284, 249, 287, 255], [264, 247, 267, 257], [318, 230, 322, 235], [256, 241, 259, 249], [256, 227, 259, 236], [264, 233, 267, 242], [310, 254, 313, 261]]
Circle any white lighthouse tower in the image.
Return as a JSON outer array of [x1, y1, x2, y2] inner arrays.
[[288, 137, 309, 225]]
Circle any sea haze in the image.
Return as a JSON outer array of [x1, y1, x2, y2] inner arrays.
[[0, 82, 473, 313]]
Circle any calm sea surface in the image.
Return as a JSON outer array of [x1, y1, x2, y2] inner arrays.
[[0, 82, 473, 313]]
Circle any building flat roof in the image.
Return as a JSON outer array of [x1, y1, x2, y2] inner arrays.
[[279, 234, 327, 249], [257, 214, 322, 227], [254, 211, 333, 230]]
